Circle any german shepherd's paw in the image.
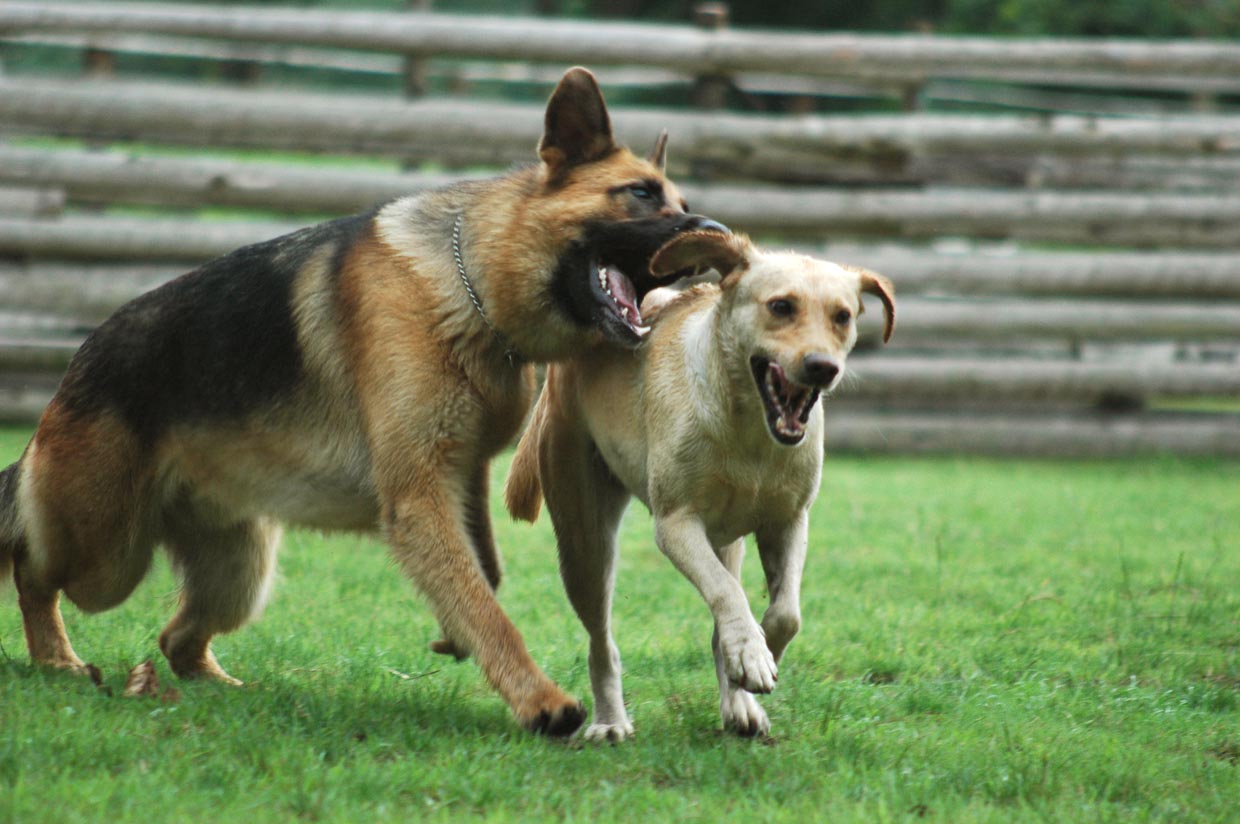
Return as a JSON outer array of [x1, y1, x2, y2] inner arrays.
[[720, 623, 778, 694], [517, 690, 587, 737], [721, 687, 771, 738], [159, 630, 243, 686], [428, 637, 470, 661], [584, 719, 635, 743]]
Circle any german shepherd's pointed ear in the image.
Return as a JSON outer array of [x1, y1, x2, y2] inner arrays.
[[650, 230, 752, 285], [648, 129, 669, 171], [846, 266, 896, 343], [539, 67, 617, 172]]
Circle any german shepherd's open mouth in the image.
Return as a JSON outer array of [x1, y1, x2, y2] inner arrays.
[[562, 214, 728, 348], [593, 258, 649, 340], [750, 355, 821, 446]]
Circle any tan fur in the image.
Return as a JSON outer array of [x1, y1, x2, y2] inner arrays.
[[3, 67, 706, 737], [505, 233, 895, 739]]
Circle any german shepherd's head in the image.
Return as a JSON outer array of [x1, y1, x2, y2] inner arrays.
[[516, 68, 727, 352]]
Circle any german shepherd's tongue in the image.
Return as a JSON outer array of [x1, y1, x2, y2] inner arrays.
[[602, 264, 642, 328]]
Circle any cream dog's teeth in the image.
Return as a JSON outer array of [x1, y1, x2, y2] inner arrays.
[[635, 324, 651, 336]]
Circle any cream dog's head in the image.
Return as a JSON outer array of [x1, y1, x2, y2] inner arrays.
[[650, 231, 895, 445]]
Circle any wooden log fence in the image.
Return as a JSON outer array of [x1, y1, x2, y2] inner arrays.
[[1, 338, 1234, 411], [845, 357, 1240, 405], [0, 185, 65, 217], [7, 146, 1240, 246], [5, 2, 1240, 92], [0, 3, 1237, 455], [824, 411, 1240, 457], [9, 32, 1240, 119], [3, 277, 1237, 362], [6, 78, 1240, 188], [7, 249, 1240, 307]]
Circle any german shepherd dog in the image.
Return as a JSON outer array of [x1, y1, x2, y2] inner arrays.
[[0, 67, 724, 736], [505, 230, 894, 739]]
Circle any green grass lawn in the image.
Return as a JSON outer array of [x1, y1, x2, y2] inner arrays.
[[1, 425, 1237, 822]]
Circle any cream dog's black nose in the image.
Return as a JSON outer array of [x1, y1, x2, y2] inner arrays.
[[801, 354, 839, 387]]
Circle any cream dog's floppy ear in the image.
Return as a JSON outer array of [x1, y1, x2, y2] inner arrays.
[[649, 230, 752, 285], [844, 266, 896, 343]]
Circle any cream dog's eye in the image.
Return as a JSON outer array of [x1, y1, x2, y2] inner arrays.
[[833, 309, 852, 325], [767, 299, 794, 317]]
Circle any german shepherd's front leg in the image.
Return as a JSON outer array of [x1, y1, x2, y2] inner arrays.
[[384, 471, 584, 735], [430, 460, 501, 660]]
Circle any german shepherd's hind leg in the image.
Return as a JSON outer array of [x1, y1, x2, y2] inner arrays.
[[13, 411, 157, 674], [431, 460, 501, 661], [14, 564, 87, 673], [540, 429, 633, 742], [159, 500, 280, 686], [386, 482, 585, 737], [712, 538, 771, 738]]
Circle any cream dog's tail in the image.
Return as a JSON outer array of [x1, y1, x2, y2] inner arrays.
[[504, 388, 547, 523]]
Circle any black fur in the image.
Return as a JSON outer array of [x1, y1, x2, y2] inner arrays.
[[53, 212, 373, 443]]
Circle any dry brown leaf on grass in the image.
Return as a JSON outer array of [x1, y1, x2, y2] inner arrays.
[[122, 660, 160, 698]]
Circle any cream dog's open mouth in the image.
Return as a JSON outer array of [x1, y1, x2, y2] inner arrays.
[[750, 356, 819, 445]]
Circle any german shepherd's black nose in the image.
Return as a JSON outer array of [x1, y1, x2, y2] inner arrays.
[[801, 354, 840, 387], [682, 216, 729, 235]]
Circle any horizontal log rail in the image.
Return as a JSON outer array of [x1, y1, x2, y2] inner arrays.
[[3, 214, 1240, 305], [0, 185, 65, 217], [1, 374, 1234, 456], [4, 2, 1240, 90], [818, 245, 1240, 299], [4, 79, 1240, 188], [0, 214, 296, 260], [823, 410, 1240, 457], [6, 244, 1240, 331], [3, 296, 1237, 379], [5, 147, 1240, 247], [845, 356, 1240, 403]]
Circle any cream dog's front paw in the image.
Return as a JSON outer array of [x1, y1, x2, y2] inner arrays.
[[584, 719, 635, 743], [720, 687, 770, 737], [719, 621, 778, 694]]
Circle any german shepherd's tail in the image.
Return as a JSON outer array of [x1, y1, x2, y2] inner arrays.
[[504, 391, 548, 524], [0, 460, 22, 590]]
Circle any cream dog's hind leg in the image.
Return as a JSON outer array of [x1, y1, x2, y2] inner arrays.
[[539, 425, 633, 742]]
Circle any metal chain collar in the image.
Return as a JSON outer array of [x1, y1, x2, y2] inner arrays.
[[452, 213, 521, 367]]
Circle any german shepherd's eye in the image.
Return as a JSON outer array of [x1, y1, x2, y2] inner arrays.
[[629, 185, 655, 201], [833, 308, 852, 325], [767, 299, 795, 318]]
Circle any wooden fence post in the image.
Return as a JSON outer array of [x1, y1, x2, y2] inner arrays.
[[82, 45, 116, 77], [690, 2, 730, 110], [403, 0, 431, 99]]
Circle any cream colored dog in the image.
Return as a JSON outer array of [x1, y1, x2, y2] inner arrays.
[[505, 230, 895, 739]]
